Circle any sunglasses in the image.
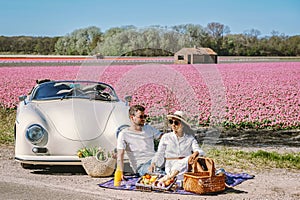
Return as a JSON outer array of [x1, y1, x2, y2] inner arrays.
[[169, 119, 180, 126], [135, 114, 148, 119]]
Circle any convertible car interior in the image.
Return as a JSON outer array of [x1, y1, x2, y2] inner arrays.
[[31, 80, 117, 101]]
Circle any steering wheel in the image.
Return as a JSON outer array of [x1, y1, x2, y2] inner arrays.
[[83, 90, 111, 101], [84, 90, 98, 95], [61, 88, 85, 99], [96, 92, 111, 101]]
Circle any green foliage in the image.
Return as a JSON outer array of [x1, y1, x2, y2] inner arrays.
[[0, 36, 59, 55], [0, 108, 16, 145], [207, 147, 300, 170], [251, 150, 300, 167], [77, 146, 116, 160], [77, 147, 100, 158], [95, 27, 190, 56], [1, 23, 300, 56], [54, 26, 103, 55], [221, 120, 300, 131]]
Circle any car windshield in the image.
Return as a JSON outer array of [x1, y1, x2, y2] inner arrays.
[[31, 81, 119, 101]]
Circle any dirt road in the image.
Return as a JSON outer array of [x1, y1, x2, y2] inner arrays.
[[1, 145, 299, 200]]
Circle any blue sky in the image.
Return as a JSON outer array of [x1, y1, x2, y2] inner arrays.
[[0, 0, 299, 37]]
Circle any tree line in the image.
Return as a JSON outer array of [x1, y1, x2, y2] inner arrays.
[[1, 22, 299, 56]]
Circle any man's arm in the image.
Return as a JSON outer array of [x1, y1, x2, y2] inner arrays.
[[117, 149, 126, 180]]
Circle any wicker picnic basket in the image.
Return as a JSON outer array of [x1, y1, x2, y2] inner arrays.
[[81, 151, 116, 178], [183, 157, 225, 194]]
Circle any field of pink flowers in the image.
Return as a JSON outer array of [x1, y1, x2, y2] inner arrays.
[[0, 62, 299, 130]]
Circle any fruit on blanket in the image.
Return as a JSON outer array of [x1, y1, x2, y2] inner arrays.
[[145, 174, 151, 179], [139, 174, 158, 185], [144, 178, 150, 184], [150, 176, 157, 183]]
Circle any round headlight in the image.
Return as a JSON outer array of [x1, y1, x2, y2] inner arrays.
[[26, 124, 46, 145]]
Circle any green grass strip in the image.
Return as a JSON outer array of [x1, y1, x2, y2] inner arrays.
[[207, 148, 300, 170]]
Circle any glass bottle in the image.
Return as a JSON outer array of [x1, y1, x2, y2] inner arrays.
[[114, 166, 122, 186]]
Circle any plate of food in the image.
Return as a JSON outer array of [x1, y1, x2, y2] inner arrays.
[[152, 176, 177, 192], [135, 173, 162, 192]]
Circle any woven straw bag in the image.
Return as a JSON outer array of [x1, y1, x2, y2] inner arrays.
[[81, 151, 116, 177], [183, 157, 225, 194]]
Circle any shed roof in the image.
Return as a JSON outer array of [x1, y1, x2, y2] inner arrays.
[[175, 47, 217, 55]]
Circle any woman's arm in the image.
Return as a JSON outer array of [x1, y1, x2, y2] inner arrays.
[[191, 138, 205, 156], [150, 136, 166, 171]]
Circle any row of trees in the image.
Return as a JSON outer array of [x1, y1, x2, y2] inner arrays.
[[0, 36, 59, 55], [1, 22, 299, 56]]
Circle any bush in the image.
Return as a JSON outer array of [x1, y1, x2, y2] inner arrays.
[[0, 108, 16, 145]]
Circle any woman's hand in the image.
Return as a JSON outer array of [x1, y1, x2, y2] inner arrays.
[[148, 162, 156, 173], [158, 174, 170, 183], [188, 151, 199, 165]]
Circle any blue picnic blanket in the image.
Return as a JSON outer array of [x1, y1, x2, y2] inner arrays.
[[98, 172, 254, 195], [224, 172, 255, 188]]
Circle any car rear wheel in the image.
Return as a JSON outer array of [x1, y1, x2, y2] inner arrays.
[[21, 163, 35, 169], [20, 163, 48, 170]]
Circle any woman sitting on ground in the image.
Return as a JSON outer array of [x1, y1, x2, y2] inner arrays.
[[149, 110, 205, 182]]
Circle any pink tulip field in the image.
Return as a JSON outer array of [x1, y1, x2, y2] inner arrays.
[[0, 61, 299, 130]]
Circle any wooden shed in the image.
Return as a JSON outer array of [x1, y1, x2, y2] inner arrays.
[[174, 47, 218, 64]]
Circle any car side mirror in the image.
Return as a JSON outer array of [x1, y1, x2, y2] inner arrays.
[[19, 95, 27, 105], [124, 95, 132, 106], [19, 95, 27, 101]]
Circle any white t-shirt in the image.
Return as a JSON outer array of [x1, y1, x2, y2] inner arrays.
[[117, 124, 161, 172]]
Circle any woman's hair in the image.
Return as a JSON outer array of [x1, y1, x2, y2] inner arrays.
[[182, 121, 196, 136]]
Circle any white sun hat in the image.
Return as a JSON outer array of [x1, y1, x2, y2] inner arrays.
[[167, 110, 190, 127]]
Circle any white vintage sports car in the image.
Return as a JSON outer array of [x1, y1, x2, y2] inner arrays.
[[15, 79, 131, 168]]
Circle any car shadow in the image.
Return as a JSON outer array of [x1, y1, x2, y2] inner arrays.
[[31, 165, 87, 175], [223, 187, 248, 194], [197, 187, 247, 197], [29, 162, 134, 176]]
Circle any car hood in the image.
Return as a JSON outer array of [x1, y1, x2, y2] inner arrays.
[[35, 99, 115, 141]]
